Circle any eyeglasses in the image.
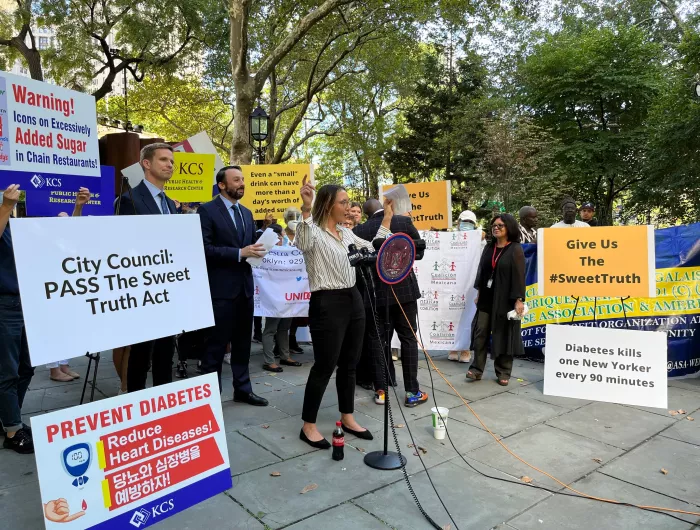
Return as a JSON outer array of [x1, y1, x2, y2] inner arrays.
[[492, 224, 506, 229]]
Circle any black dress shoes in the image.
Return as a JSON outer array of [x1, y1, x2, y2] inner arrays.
[[233, 391, 269, 406], [299, 429, 331, 449], [341, 423, 374, 440]]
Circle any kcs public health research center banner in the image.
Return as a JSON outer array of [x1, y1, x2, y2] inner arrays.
[[521, 223, 700, 378], [31, 374, 231, 529]]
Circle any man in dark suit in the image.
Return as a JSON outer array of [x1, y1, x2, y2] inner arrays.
[[198, 166, 268, 406], [116, 143, 178, 392], [353, 199, 428, 408]]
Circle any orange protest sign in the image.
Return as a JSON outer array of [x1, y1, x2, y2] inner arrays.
[[380, 181, 451, 230], [537, 225, 656, 298]]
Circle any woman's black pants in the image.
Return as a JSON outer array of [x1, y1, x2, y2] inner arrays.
[[301, 287, 365, 423]]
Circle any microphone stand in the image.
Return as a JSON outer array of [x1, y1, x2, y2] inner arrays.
[[359, 263, 406, 471]]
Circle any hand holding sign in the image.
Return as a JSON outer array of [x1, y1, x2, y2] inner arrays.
[[382, 198, 394, 220], [44, 498, 85, 523], [2, 184, 21, 210], [242, 243, 266, 259], [75, 187, 90, 207]]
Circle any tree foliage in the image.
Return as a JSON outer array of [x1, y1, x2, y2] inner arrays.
[[385, 40, 491, 213], [0, 0, 210, 100], [516, 24, 664, 225], [96, 75, 233, 160]]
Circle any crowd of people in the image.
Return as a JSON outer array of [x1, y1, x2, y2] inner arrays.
[[0, 140, 600, 455]]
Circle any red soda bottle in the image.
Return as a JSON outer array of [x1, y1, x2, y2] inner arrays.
[[332, 421, 344, 461]]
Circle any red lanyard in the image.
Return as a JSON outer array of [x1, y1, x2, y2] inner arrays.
[[492, 243, 510, 269]]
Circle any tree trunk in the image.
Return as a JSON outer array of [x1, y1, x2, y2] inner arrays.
[[266, 69, 278, 163], [231, 80, 255, 164], [5, 34, 44, 81], [229, 0, 254, 164], [24, 46, 43, 81]]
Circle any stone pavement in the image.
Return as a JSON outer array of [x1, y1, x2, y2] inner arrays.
[[2, 345, 700, 530]]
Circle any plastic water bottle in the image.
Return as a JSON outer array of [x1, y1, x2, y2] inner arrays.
[[332, 421, 344, 461]]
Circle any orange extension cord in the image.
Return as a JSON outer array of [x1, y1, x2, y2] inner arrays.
[[391, 287, 700, 519]]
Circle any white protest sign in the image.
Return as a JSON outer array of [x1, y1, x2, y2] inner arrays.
[[10, 215, 214, 366], [405, 230, 481, 350], [544, 324, 667, 408], [0, 70, 99, 177], [31, 373, 231, 529], [253, 246, 309, 318]]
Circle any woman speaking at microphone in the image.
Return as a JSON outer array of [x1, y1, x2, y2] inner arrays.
[[295, 177, 393, 449]]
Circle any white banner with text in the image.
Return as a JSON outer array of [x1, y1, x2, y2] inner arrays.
[[409, 230, 481, 350], [10, 215, 214, 366], [253, 246, 310, 318], [544, 324, 667, 408]]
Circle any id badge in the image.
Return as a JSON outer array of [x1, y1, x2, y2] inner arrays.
[[486, 278, 493, 289]]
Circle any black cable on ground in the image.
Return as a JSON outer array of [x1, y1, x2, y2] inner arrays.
[[361, 269, 456, 530], [413, 309, 696, 525]]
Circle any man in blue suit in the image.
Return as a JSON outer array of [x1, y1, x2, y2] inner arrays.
[[198, 165, 268, 406], [116, 143, 178, 392]]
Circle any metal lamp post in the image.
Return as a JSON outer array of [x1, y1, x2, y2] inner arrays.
[[249, 105, 270, 164]]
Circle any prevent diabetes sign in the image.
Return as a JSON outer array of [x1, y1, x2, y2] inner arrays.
[[31, 374, 232, 530]]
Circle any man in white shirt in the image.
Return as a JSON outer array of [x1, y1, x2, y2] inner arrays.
[[551, 197, 590, 228]]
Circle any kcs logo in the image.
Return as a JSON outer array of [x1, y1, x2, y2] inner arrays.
[[178, 162, 203, 175], [30, 174, 62, 188], [129, 499, 175, 528]]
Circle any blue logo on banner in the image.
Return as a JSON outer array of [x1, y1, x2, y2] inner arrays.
[[23, 165, 115, 217], [87, 468, 232, 530]]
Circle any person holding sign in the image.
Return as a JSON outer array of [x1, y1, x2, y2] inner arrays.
[[116, 143, 178, 392], [295, 178, 392, 448], [467, 214, 526, 386], [198, 166, 268, 407], [0, 185, 35, 454]]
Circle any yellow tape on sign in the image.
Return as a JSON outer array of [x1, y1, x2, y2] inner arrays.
[[101, 479, 112, 508], [164, 153, 216, 203], [239, 164, 310, 220], [96, 439, 106, 469]]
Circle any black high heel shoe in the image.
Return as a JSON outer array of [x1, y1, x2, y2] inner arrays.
[[341, 423, 374, 440], [299, 429, 331, 449]]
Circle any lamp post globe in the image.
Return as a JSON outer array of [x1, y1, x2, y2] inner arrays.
[[249, 106, 269, 143]]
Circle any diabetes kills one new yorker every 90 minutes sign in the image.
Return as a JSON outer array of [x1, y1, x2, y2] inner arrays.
[[544, 324, 667, 409], [9, 215, 214, 367]]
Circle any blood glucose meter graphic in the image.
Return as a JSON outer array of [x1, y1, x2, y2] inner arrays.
[[62, 443, 91, 489]]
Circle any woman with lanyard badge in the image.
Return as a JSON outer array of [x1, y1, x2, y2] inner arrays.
[[466, 213, 526, 386], [295, 176, 394, 449]]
